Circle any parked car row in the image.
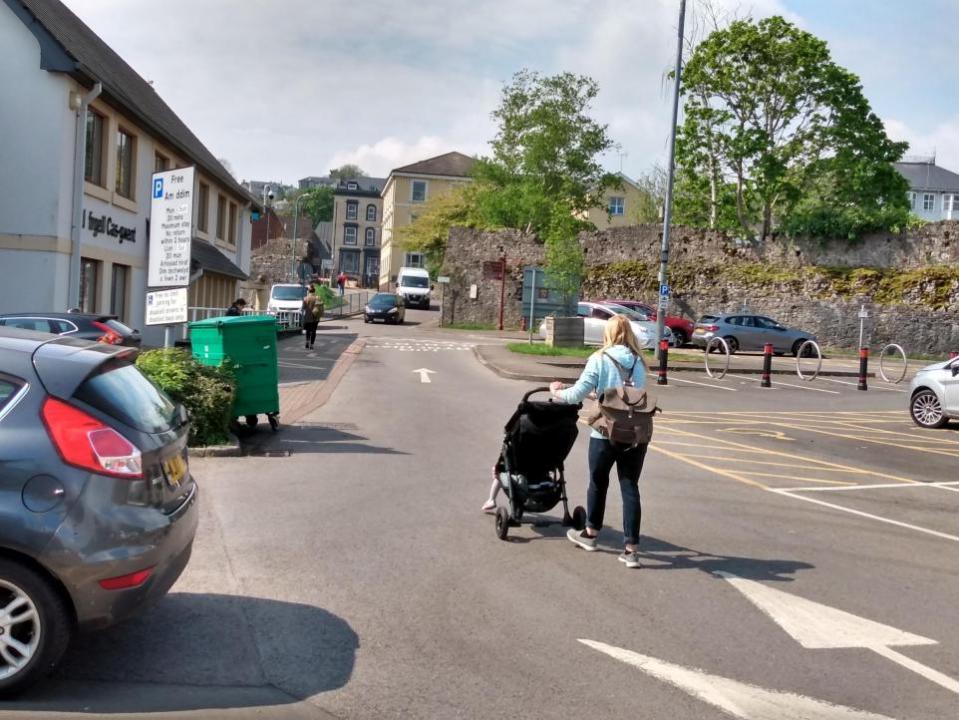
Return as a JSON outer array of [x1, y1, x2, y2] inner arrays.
[[0, 313, 141, 347]]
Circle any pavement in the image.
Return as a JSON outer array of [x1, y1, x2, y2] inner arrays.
[[11, 305, 959, 719]]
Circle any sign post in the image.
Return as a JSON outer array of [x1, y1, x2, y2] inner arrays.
[[148, 167, 195, 346]]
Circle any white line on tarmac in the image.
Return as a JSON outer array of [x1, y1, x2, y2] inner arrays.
[[819, 377, 907, 393], [768, 488, 959, 543], [667, 376, 738, 391], [278, 361, 330, 369], [778, 481, 959, 493], [744, 376, 840, 394]]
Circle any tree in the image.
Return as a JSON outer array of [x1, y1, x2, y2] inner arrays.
[[675, 16, 909, 240], [288, 186, 334, 226], [631, 165, 668, 224], [472, 70, 618, 298], [329, 164, 366, 181], [398, 184, 486, 277]]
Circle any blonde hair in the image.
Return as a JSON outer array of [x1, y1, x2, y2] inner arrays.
[[598, 314, 649, 371]]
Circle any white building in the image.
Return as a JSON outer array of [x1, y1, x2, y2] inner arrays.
[[0, 0, 257, 346], [895, 159, 959, 222]]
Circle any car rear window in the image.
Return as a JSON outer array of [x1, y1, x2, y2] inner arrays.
[[698, 315, 719, 324], [102, 318, 135, 335], [0, 377, 24, 415], [73, 360, 178, 433]]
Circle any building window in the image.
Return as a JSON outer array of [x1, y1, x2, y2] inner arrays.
[[79, 258, 100, 313], [609, 196, 625, 216], [216, 194, 227, 240], [404, 252, 425, 268], [411, 180, 427, 203], [116, 128, 136, 199], [347, 181, 358, 191], [84, 110, 105, 186], [340, 250, 359, 273], [365, 227, 376, 246], [111, 264, 129, 321], [923, 193, 935, 211], [344, 226, 357, 245], [346, 200, 358, 221], [228, 201, 238, 245], [155, 152, 169, 173], [197, 183, 210, 232], [366, 204, 377, 222]]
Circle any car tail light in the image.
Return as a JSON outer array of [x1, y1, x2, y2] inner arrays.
[[41, 397, 143, 478], [702, 325, 719, 332], [98, 566, 154, 590], [92, 321, 122, 345]]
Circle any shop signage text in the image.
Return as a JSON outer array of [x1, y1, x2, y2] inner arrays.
[[82, 210, 137, 243]]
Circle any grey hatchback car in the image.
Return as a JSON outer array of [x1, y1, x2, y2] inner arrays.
[[691, 313, 816, 355], [0, 328, 197, 695]]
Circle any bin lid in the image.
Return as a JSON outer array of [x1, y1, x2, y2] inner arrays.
[[188, 314, 277, 329]]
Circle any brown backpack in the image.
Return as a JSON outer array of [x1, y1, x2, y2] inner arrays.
[[588, 352, 659, 447]]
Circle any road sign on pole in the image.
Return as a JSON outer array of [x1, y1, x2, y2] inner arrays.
[[148, 167, 195, 287], [145, 288, 188, 326], [660, 283, 670, 297]]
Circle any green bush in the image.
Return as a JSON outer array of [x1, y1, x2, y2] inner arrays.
[[315, 283, 344, 309], [136, 349, 236, 448]]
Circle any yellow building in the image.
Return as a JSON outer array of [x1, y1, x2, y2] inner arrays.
[[379, 152, 475, 288], [583, 173, 651, 229]]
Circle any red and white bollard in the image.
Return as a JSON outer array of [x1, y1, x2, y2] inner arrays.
[[761, 343, 773, 388]]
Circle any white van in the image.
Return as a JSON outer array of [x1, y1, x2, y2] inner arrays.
[[267, 283, 308, 314], [396, 267, 431, 309]]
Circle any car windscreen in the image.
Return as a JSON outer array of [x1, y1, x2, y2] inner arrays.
[[272, 286, 307, 300], [73, 360, 178, 434], [399, 275, 429, 288], [370, 294, 397, 307], [102, 318, 135, 335]]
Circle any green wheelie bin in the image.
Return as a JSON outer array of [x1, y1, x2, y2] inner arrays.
[[189, 315, 280, 431]]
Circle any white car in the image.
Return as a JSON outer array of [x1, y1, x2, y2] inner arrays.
[[538, 302, 660, 348], [908, 357, 959, 428], [595, 302, 676, 347], [267, 283, 308, 314]]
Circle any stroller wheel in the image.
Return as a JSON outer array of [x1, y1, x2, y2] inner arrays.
[[495, 507, 510, 541], [572, 506, 587, 531]]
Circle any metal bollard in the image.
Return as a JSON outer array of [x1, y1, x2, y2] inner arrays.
[[761, 343, 773, 388], [858, 347, 869, 391], [657, 339, 669, 386]]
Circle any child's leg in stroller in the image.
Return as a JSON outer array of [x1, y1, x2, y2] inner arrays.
[[481, 465, 501, 512]]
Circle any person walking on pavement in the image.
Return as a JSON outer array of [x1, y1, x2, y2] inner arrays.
[[226, 298, 246, 316], [549, 315, 650, 569], [301, 286, 323, 350], [336, 271, 347, 297]]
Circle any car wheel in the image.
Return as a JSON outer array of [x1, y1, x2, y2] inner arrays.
[[671, 329, 688, 347], [0, 559, 73, 698], [792, 339, 812, 357], [723, 336, 739, 354], [910, 388, 949, 429]]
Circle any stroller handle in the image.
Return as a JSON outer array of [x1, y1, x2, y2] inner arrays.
[[522, 387, 553, 402]]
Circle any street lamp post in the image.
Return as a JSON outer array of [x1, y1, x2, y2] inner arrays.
[[655, 0, 687, 360], [292, 193, 309, 283]]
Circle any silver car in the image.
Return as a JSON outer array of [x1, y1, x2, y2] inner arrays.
[[909, 358, 959, 428], [691, 313, 816, 355]]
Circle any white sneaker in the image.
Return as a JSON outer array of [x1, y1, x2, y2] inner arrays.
[[567, 529, 598, 552], [619, 550, 642, 568]]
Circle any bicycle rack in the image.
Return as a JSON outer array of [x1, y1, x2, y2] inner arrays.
[[704, 337, 731, 380], [878, 343, 908, 384], [795, 340, 823, 381]]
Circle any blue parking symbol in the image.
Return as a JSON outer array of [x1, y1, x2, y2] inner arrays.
[[153, 177, 164, 199], [660, 283, 669, 297]]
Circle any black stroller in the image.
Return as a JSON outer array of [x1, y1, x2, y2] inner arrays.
[[492, 387, 586, 540]]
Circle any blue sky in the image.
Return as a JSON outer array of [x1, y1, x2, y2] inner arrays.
[[60, 0, 959, 183]]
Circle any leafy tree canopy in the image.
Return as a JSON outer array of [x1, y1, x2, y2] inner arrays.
[[329, 164, 366, 181], [288, 185, 334, 226], [675, 16, 909, 241]]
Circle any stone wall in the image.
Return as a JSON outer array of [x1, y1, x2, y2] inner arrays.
[[249, 237, 312, 286], [441, 223, 959, 353]]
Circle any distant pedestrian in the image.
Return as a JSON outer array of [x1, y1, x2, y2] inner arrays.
[[550, 314, 651, 569], [226, 298, 247, 316], [301, 286, 323, 349], [336, 271, 347, 297]]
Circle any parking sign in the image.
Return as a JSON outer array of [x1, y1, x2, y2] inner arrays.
[[660, 283, 669, 297]]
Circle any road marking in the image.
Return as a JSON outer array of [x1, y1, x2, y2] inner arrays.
[[736, 471, 856, 486], [413, 368, 436, 383], [278, 361, 330, 370], [819, 377, 907, 393], [737, 375, 840, 394], [719, 427, 793, 441], [649, 444, 769, 489], [665, 376, 738, 391], [717, 572, 959, 696], [579, 639, 893, 720], [778, 480, 959, 493], [767, 488, 959, 543]]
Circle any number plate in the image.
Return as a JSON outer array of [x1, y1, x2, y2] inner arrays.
[[163, 454, 188, 488], [693, 328, 706, 335]]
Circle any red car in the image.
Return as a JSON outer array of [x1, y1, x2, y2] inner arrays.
[[599, 299, 695, 346]]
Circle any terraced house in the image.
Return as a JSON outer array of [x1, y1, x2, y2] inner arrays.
[[0, 0, 256, 345], [331, 176, 386, 288]]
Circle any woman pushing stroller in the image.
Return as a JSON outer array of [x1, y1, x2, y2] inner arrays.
[[550, 314, 650, 569]]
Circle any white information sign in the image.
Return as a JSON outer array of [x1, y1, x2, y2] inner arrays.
[[145, 288, 188, 326], [437, 276, 451, 284], [148, 167, 195, 287]]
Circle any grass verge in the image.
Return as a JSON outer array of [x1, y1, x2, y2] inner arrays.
[[444, 322, 497, 331]]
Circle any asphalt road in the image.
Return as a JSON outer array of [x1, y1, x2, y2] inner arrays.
[[9, 306, 959, 719]]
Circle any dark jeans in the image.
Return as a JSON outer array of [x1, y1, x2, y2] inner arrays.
[[586, 436, 648, 547], [303, 322, 318, 346]]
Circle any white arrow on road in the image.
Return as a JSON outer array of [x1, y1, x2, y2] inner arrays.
[[717, 572, 959, 695], [579, 639, 893, 720], [412, 368, 436, 384]]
